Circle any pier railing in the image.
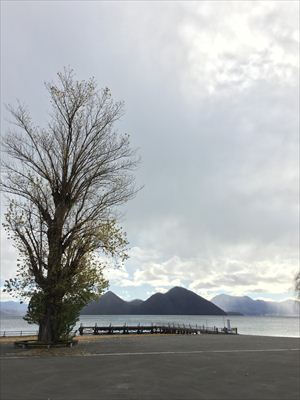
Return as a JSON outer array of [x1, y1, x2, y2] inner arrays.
[[0, 323, 238, 338], [77, 323, 238, 336], [0, 330, 39, 337]]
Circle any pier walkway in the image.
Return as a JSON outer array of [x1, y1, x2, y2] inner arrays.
[[77, 323, 238, 336]]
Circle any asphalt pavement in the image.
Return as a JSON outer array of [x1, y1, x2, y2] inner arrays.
[[1, 334, 299, 400]]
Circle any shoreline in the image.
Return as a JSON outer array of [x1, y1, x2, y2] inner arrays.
[[1, 331, 299, 345], [1, 314, 299, 339]]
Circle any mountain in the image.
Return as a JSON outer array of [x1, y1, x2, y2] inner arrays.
[[136, 287, 226, 315], [211, 294, 300, 316], [0, 301, 28, 316], [81, 287, 226, 315], [275, 299, 300, 315], [128, 299, 144, 306], [81, 291, 133, 315]]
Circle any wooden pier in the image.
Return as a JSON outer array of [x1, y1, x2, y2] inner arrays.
[[77, 323, 238, 336]]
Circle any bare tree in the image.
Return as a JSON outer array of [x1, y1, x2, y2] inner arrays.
[[1, 68, 139, 343]]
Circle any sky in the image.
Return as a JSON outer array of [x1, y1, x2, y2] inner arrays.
[[1, 1, 299, 302]]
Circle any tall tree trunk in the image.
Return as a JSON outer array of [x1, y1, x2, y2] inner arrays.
[[38, 299, 61, 343], [42, 219, 64, 343]]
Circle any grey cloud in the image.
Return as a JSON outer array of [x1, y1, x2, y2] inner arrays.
[[1, 1, 299, 299]]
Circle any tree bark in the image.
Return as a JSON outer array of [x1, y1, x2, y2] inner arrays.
[[39, 214, 65, 343], [38, 305, 55, 343], [38, 298, 62, 343]]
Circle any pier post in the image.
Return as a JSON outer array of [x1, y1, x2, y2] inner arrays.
[[227, 319, 231, 332], [94, 323, 98, 335]]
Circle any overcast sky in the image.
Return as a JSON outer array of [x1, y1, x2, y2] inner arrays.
[[1, 1, 299, 302]]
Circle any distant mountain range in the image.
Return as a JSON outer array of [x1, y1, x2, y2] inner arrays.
[[81, 287, 226, 315], [0, 301, 28, 317], [211, 294, 300, 316], [1, 289, 299, 317]]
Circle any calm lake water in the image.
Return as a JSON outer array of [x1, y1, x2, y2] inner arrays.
[[1, 315, 299, 337]]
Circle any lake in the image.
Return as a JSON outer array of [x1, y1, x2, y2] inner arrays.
[[1, 315, 299, 337]]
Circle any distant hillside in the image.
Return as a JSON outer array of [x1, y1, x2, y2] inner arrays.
[[0, 301, 28, 317], [81, 287, 226, 315], [81, 292, 133, 315], [211, 294, 300, 316]]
